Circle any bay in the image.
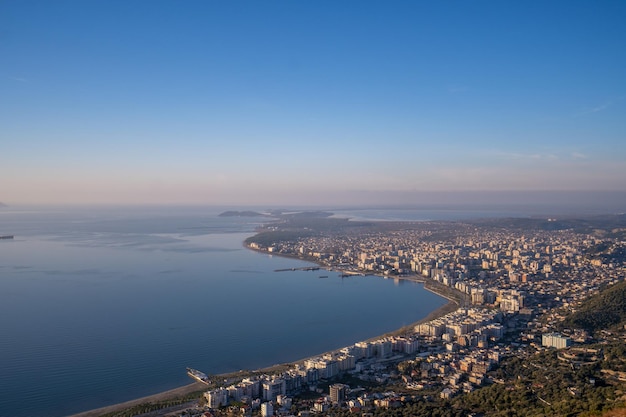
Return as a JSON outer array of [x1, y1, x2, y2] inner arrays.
[[0, 206, 447, 417]]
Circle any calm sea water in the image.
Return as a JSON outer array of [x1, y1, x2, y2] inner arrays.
[[0, 206, 453, 417]]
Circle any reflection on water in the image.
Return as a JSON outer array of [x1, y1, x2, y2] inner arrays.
[[0, 206, 447, 417]]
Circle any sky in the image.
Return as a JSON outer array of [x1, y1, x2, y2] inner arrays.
[[1, 1, 625, 207]]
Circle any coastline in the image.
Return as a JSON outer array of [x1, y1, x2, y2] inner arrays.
[[67, 382, 207, 417], [70, 300, 459, 417], [69, 245, 460, 417]]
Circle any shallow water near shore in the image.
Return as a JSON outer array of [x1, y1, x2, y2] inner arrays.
[[0, 206, 450, 417]]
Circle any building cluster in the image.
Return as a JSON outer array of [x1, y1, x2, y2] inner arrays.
[[198, 221, 626, 415], [400, 308, 508, 398], [415, 308, 503, 347], [250, 223, 624, 334], [203, 332, 422, 413]]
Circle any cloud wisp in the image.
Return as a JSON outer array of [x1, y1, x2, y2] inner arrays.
[[576, 96, 625, 116]]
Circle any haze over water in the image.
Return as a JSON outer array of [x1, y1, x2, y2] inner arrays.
[[2, 2, 624, 415], [0, 205, 456, 417]]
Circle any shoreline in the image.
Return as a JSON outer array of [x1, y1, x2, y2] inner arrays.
[[70, 301, 459, 417], [69, 245, 461, 417], [67, 382, 207, 417]]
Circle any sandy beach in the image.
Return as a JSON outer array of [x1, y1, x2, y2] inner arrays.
[[67, 381, 206, 417], [68, 286, 458, 417]]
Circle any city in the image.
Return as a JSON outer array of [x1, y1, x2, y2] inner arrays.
[[113, 212, 626, 417], [3, 1, 625, 416]]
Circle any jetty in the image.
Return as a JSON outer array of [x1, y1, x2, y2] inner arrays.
[[274, 266, 320, 272]]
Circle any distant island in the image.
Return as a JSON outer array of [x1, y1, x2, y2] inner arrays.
[[218, 210, 266, 217]]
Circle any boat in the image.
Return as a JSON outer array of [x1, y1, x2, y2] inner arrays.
[[0, 235, 14, 240], [187, 367, 210, 384]]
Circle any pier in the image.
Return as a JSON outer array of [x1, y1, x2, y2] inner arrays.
[[274, 266, 320, 272]]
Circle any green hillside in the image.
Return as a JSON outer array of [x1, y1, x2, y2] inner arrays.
[[562, 280, 626, 333]]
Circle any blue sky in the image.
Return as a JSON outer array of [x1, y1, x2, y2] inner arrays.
[[1, 1, 625, 206]]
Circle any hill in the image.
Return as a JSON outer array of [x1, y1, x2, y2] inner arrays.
[[561, 280, 626, 333]]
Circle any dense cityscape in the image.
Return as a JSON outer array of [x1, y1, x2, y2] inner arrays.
[[4, 1, 625, 416], [103, 212, 626, 417]]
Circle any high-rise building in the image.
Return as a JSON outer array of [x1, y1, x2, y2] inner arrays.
[[262, 378, 286, 401], [260, 402, 273, 417], [204, 388, 228, 408], [542, 332, 571, 349], [330, 383, 348, 404]]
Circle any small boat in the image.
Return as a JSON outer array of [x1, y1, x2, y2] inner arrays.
[[187, 367, 210, 384]]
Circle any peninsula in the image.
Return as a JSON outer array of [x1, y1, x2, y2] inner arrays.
[[218, 210, 268, 217]]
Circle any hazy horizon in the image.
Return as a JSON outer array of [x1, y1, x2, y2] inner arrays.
[[2, 1, 625, 207], [2, 190, 625, 216]]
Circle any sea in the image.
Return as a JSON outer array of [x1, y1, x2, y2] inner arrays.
[[0, 204, 600, 416]]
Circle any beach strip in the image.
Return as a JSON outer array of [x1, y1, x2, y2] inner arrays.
[[68, 293, 458, 417]]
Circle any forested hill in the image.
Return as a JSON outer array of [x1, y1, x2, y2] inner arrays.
[[561, 280, 626, 333]]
